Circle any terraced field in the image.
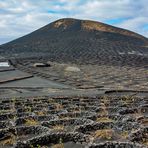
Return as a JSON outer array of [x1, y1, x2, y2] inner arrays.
[[0, 94, 147, 148]]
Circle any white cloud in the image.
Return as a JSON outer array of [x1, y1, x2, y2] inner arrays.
[[116, 16, 148, 30], [0, 0, 147, 44]]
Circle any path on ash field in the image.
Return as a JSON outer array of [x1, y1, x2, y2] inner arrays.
[[0, 64, 106, 98]]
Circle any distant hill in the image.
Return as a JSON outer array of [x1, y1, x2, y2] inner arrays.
[[0, 18, 148, 66]]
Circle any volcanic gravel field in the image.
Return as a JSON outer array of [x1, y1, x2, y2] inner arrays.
[[12, 58, 148, 90], [0, 94, 148, 148]]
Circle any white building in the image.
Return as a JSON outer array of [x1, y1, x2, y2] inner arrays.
[[0, 62, 10, 67]]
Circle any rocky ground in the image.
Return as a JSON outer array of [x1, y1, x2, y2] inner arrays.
[[0, 94, 147, 147], [0, 59, 147, 148]]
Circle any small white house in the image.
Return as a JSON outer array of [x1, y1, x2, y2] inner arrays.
[[0, 62, 10, 67], [33, 63, 50, 67]]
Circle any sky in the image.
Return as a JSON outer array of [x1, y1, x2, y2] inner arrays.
[[0, 0, 148, 44]]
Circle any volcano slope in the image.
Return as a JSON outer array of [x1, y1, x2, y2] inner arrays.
[[1, 18, 148, 66], [0, 19, 148, 148]]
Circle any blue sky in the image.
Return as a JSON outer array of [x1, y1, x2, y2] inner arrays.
[[0, 0, 148, 44]]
